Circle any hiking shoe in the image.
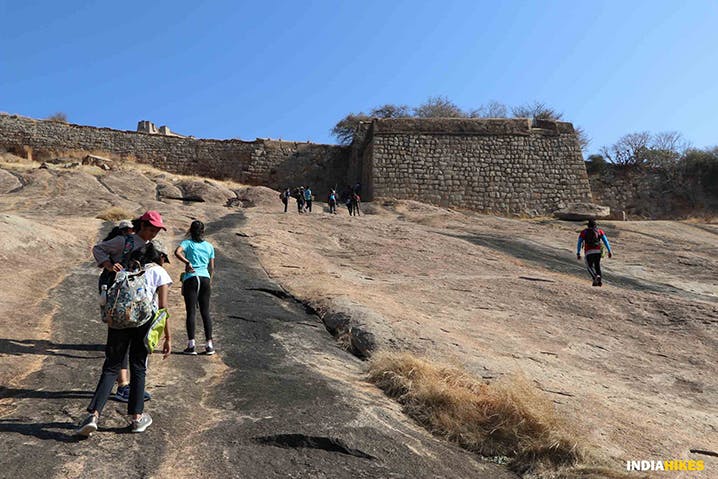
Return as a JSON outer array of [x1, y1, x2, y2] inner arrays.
[[182, 346, 197, 355], [75, 414, 98, 437], [114, 384, 130, 402], [131, 413, 153, 433], [596, 275, 602, 287], [115, 385, 152, 402], [205, 345, 216, 355]]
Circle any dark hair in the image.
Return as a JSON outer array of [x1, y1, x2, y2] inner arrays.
[[189, 220, 205, 242], [102, 226, 122, 242], [587, 219, 597, 228], [128, 242, 163, 268]]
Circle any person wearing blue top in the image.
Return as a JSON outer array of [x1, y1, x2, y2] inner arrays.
[[304, 186, 313, 213], [576, 219, 613, 286], [174, 220, 216, 355]]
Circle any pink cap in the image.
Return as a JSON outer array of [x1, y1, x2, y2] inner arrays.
[[139, 210, 166, 230]]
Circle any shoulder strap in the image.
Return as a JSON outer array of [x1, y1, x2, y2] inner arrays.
[[120, 235, 136, 267]]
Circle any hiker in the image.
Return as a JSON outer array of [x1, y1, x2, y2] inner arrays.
[[304, 186, 313, 213], [93, 212, 166, 401], [101, 219, 134, 242], [174, 220, 216, 355], [77, 239, 173, 436], [576, 219, 613, 286], [102, 219, 152, 402], [279, 188, 290, 213], [351, 192, 361, 216], [296, 187, 306, 214], [345, 195, 353, 216], [328, 189, 337, 214]]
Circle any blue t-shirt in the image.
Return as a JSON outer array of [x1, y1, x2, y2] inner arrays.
[[179, 239, 215, 279]]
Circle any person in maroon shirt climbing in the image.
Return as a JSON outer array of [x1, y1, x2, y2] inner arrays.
[[576, 219, 613, 286]]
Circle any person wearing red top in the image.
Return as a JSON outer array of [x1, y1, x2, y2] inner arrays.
[[576, 219, 613, 286]]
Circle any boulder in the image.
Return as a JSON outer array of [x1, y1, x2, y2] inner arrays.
[[553, 203, 610, 221], [177, 180, 236, 204], [0, 169, 22, 193]]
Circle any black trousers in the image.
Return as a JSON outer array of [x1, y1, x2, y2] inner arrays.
[[585, 253, 602, 279], [282, 199, 288, 212], [87, 321, 151, 415], [182, 275, 213, 341]]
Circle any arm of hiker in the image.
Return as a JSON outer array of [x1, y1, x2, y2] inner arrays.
[[93, 236, 126, 271], [208, 258, 215, 283], [601, 234, 613, 258], [156, 284, 172, 359], [174, 245, 195, 273]]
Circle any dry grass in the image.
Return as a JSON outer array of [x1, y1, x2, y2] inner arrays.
[[367, 352, 587, 476], [96, 206, 134, 222]]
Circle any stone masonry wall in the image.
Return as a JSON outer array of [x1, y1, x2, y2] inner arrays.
[[0, 114, 592, 215], [0, 114, 350, 196], [366, 118, 591, 216]]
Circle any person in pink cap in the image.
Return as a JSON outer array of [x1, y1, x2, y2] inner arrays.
[[80, 211, 167, 435]]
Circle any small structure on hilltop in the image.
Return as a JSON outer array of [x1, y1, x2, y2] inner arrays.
[[137, 120, 185, 138]]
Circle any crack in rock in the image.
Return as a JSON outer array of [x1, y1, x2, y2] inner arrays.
[[253, 434, 375, 460]]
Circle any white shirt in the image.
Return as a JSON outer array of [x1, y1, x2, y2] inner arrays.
[[143, 264, 173, 309]]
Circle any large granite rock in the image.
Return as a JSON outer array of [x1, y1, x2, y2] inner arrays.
[[553, 202, 610, 221]]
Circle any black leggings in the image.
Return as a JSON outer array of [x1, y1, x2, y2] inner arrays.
[[585, 253, 602, 279], [182, 275, 212, 341], [87, 321, 151, 415]]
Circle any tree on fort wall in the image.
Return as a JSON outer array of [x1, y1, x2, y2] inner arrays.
[[331, 97, 589, 152]]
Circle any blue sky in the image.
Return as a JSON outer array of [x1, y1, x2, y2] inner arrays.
[[1, 1, 716, 155]]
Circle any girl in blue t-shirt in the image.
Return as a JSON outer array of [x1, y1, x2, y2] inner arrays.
[[174, 220, 216, 355]]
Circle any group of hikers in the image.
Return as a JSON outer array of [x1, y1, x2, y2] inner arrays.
[[75, 211, 216, 436], [75, 204, 613, 437], [280, 184, 362, 216]]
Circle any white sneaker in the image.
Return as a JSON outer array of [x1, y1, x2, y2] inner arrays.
[[75, 414, 98, 437], [131, 413, 153, 433]]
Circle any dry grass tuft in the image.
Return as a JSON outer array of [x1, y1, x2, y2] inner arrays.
[[368, 352, 585, 476], [96, 206, 134, 222]]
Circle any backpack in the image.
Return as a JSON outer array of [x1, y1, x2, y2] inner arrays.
[[585, 228, 602, 249], [98, 235, 136, 290], [101, 268, 154, 329]]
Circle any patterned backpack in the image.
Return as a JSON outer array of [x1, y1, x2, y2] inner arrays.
[[101, 269, 154, 329]]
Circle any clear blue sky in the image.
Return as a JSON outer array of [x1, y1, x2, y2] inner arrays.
[[1, 1, 716, 155]]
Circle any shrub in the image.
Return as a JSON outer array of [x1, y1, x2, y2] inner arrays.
[[367, 352, 582, 475], [97, 206, 134, 222]]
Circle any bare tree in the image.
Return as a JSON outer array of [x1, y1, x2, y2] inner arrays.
[[468, 100, 508, 118], [600, 132, 652, 166], [413, 95, 466, 118], [575, 125, 591, 152], [511, 101, 563, 120], [370, 104, 411, 119], [331, 113, 370, 145]]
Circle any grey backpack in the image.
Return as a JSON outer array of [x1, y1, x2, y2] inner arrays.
[[101, 269, 154, 329]]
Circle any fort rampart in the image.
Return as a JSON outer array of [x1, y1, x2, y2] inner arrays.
[[361, 118, 591, 215], [0, 114, 591, 215]]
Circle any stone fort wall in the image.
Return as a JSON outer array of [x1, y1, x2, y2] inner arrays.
[[362, 118, 591, 215], [0, 114, 350, 197], [0, 114, 591, 215]]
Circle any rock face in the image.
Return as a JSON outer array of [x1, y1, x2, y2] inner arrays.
[[553, 202, 611, 220], [0, 169, 22, 193]]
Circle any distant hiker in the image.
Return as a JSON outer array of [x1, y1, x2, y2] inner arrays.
[[77, 224, 172, 437], [174, 220, 216, 355], [279, 188, 290, 213], [576, 219, 613, 286], [328, 189, 337, 214], [93, 212, 166, 401], [351, 192, 361, 216], [345, 196, 353, 216], [304, 186, 313, 213], [353, 182, 361, 196], [296, 187, 306, 214]]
